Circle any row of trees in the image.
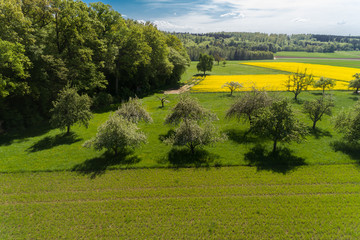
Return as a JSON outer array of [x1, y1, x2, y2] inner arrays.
[[0, 0, 190, 131], [51, 84, 359, 158], [175, 32, 360, 59]]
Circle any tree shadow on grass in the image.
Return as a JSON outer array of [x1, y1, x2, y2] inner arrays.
[[159, 148, 220, 168], [331, 140, 360, 165], [27, 132, 82, 152], [244, 145, 307, 174], [0, 124, 51, 146], [72, 150, 141, 179], [310, 92, 325, 96], [309, 127, 332, 139], [225, 129, 261, 145], [349, 96, 359, 101]]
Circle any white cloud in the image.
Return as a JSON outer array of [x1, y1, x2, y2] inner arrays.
[[292, 18, 309, 23], [220, 12, 245, 19], [148, 0, 360, 35]]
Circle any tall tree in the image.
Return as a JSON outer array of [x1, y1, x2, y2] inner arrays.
[[197, 53, 214, 75]]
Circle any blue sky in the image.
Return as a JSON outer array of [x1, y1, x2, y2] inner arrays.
[[83, 0, 360, 35]]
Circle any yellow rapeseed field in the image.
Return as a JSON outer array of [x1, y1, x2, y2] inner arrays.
[[242, 62, 360, 81], [191, 74, 349, 92]]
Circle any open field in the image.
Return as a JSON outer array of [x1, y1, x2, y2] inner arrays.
[[2, 57, 360, 239], [1, 165, 360, 239], [1, 90, 360, 173], [275, 51, 360, 59]]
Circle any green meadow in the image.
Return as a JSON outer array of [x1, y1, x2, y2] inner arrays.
[[2, 55, 360, 239]]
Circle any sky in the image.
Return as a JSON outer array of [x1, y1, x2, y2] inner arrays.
[[82, 0, 360, 35]]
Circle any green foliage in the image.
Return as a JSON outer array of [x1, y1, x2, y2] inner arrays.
[[251, 99, 308, 153], [334, 102, 360, 142], [116, 97, 152, 123], [164, 120, 225, 154], [83, 114, 147, 156], [221, 81, 243, 96], [226, 89, 272, 124], [50, 86, 92, 134], [165, 94, 216, 125], [0, 39, 30, 98], [285, 69, 314, 100], [0, 0, 189, 130], [196, 53, 214, 75], [313, 77, 336, 94], [303, 96, 334, 130], [92, 92, 113, 110], [348, 73, 360, 93]]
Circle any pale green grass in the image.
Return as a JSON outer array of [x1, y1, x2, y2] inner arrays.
[[1, 165, 359, 239]]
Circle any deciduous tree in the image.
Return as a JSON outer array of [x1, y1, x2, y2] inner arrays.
[[348, 73, 360, 94], [83, 114, 147, 156], [303, 96, 334, 130], [251, 99, 307, 153], [50, 86, 92, 134], [334, 102, 360, 142], [226, 88, 272, 125], [164, 120, 224, 155], [313, 77, 336, 94], [196, 53, 214, 75], [116, 97, 152, 123], [222, 81, 243, 96], [285, 69, 314, 100], [165, 94, 216, 125]]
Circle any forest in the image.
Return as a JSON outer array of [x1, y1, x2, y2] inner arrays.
[[0, 0, 190, 131], [175, 32, 360, 60]]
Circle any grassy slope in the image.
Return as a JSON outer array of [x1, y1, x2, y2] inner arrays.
[[1, 165, 360, 239], [2, 57, 360, 239], [1, 90, 360, 172], [2, 59, 360, 172], [275, 51, 360, 59]]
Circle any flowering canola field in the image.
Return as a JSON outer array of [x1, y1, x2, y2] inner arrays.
[[191, 74, 349, 92], [191, 62, 358, 92], [242, 62, 360, 81]]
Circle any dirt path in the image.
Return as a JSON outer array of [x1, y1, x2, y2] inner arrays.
[[164, 83, 195, 94]]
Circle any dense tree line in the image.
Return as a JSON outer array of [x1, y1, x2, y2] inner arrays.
[[0, 0, 190, 131], [174, 32, 360, 60]]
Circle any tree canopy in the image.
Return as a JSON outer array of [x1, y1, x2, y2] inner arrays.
[[285, 69, 314, 100], [0, 0, 189, 131], [196, 53, 214, 75], [251, 99, 308, 153], [50, 85, 92, 134], [83, 114, 147, 156]]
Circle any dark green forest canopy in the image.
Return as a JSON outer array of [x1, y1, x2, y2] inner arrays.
[[174, 32, 360, 61], [0, 0, 190, 130]]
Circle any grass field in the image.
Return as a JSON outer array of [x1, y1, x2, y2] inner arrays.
[[1, 165, 360, 239], [2, 56, 360, 239], [1, 90, 360, 173], [275, 51, 360, 59]]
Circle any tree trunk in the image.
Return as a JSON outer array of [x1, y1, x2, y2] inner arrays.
[[66, 125, 70, 134], [272, 139, 277, 153], [161, 100, 164, 108], [312, 120, 317, 130], [294, 93, 298, 101], [203, 71, 206, 75], [322, 87, 325, 95], [230, 89, 233, 96]]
